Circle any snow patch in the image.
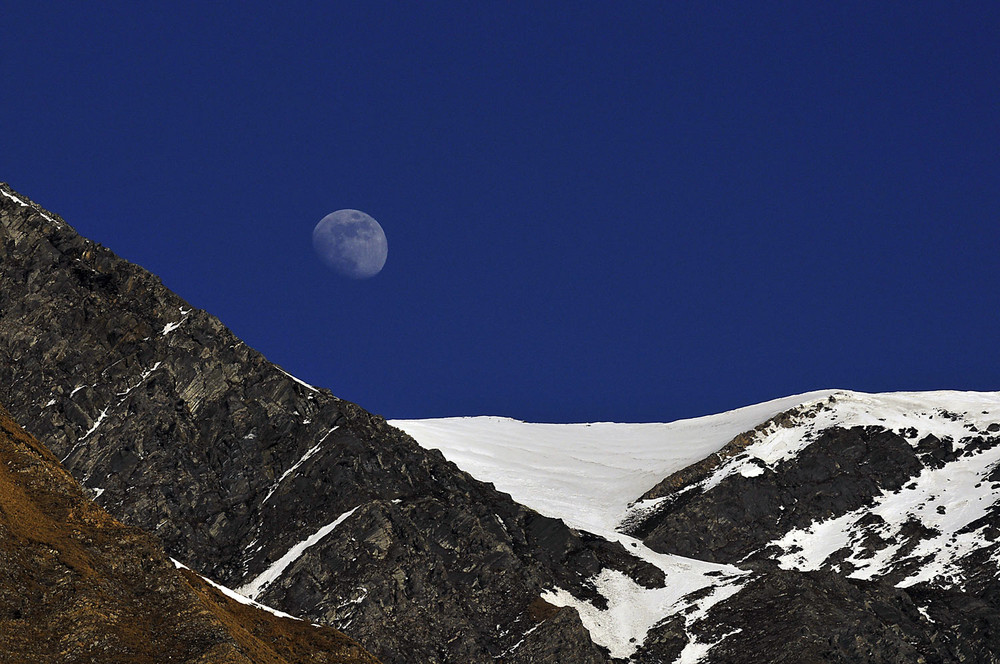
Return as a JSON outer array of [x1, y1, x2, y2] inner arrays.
[[700, 390, 1000, 493], [394, 389, 1000, 657], [61, 362, 163, 462], [738, 462, 765, 478], [770, 431, 1000, 588], [239, 505, 359, 599], [673, 628, 742, 664], [80, 408, 109, 440], [116, 362, 162, 397], [262, 428, 336, 505], [61, 408, 110, 462], [1, 189, 29, 207], [162, 307, 193, 336], [500, 622, 542, 657], [0, 188, 62, 226], [171, 559, 303, 621], [542, 532, 748, 659]]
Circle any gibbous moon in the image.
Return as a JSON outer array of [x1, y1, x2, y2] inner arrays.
[[312, 209, 388, 279]]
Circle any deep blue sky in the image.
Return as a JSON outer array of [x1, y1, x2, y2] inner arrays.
[[3, 3, 998, 422]]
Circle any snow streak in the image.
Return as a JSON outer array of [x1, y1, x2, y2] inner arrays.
[[239, 505, 360, 600], [262, 426, 338, 505]]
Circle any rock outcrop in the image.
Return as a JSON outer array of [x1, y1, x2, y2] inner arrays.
[[625, 393, 1000, 662], [0, 401, 379, 663], [0, 184, 631, 662]]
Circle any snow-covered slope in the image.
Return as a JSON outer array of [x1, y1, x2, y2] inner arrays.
[[689, 390, 1000, 492], [698, 390, 1000, 589], [394, 389, 1000, 662], [390, 390, 834, 534], [394, 391, 842, 658]]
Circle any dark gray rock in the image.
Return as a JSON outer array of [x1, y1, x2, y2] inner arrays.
[[0, 183, 629, 663], [501, 602, 610, 664], [680, 568, 1000, 664], [624, 399, 1000, 662], [633, 426, 924, 563]]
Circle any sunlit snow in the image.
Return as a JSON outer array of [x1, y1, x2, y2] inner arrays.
[[698, 390, 1000, 493], [261, 426, 337, 505], [61, 362, 164, 463], [542, 532, 748, 659], [162, 320, 183, 335], [0, 187, 61, 226], [391, 390, 834, 534], [1, 189, 30, 207], [277, 367, 320, 393], [394, 389, 1000, 659], [392, 394, 841, 658], [770, 416, 1000, 586], [674, 628, 742, 664]]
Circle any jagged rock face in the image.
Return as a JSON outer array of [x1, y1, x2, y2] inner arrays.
[[621, 393, 1000, 662], [0, 402, 379, 664], [629, 398, 1000, 592], [639, 567, 1000, 664], [399, 393, 1000, 662], [0, 185, 635, 662], [633, 426, 927, 562], [502, 603, 610, 664], [7, 183, 1000, 663]]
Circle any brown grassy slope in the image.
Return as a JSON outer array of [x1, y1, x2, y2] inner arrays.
[[0, 403, 379, 664], [180, 570, 380, 664]]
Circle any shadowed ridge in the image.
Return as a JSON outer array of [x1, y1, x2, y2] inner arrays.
[[0, 182, 624, 663], [0, 401, 380, 664]]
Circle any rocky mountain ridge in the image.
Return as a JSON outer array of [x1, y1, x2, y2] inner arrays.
[[629, 392, 1000, 587], [0, 184, 626, 662], [399, 391, 1000, 662], [3, 182, 1000, 662]]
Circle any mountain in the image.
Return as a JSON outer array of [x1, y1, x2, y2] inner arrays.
[[0, 184, 629, 663], [395, 391, 1000, 662], [3, 181, 1000, 662], [0, 400, 378, 663], [390, 391, 838, 535]]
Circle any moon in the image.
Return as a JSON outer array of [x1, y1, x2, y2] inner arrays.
[[312, 209, 388, 279]]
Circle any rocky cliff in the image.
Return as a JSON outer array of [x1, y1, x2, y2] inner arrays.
[[626, 393, 1000, 661], [0, 183, 627, 662], [0, 400, 379, 663]]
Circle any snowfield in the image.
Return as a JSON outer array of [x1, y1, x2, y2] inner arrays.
[[394, 391, 841, 658], [393, 389, 1000, 661], [391, 390, 835, 534]]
